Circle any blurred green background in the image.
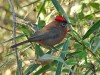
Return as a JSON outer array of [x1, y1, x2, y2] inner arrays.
[[0, 0, 100, 75]]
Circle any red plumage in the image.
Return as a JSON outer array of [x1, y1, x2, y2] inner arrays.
[[55, 16, 66, 22]]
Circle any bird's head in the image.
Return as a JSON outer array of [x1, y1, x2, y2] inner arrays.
[[55, 16, 67, 22], [54, 16, 68, 28], [45, 16, 69, 32]]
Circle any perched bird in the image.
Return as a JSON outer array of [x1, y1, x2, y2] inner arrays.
[[11, 16, 69, 48]]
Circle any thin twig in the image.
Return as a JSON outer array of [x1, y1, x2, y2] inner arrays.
[[0, 25, 21, 34], [8, 0, 22, 75], [0, 5, 30, 21]]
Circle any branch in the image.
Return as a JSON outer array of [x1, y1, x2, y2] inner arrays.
[[8, 0, 22, 75], [0, 25, 21, 34]]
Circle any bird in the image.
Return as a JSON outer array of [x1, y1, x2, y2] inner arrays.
[[11, 16, 70, 48]]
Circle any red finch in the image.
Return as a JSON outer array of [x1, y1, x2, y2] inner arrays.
[[11, 16, 70, 48]]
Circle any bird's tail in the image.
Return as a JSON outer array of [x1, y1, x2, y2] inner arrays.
[[10, 40, 29, 48]]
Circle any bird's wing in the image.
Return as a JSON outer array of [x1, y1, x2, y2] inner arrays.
[[28, 28, 59, 42]]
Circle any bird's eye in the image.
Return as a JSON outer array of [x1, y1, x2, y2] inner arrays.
[[60, 22, 66, 27]]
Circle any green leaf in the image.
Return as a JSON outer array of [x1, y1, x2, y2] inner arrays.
[[33, 61, 57, 75], [82, 3, 87, 10], [89, 3, 100, 9], [21, 25, 32, 37], [22, 0, 40, 7], [37, 0, 47, 17], [96, 58, 100, 64], [84, 10, 100, 20], [16, 59, 22, 75], [65, 59, 76, 65], [37, 17, 45, 30], [93, 38, 100, 53], [84, 14, 94, 20], [24, 64, 40, 75], [64, 51, 81, 56], [34, 44, 44, 58], [76, 51, 87, 60], [56, 41, 68, 75], [83, 20, 100, 40], [52, 56, 73, 73], [78, 12, 84, 20]]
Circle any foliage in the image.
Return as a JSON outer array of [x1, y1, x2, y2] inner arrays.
[[0, 0, 100, 75]]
